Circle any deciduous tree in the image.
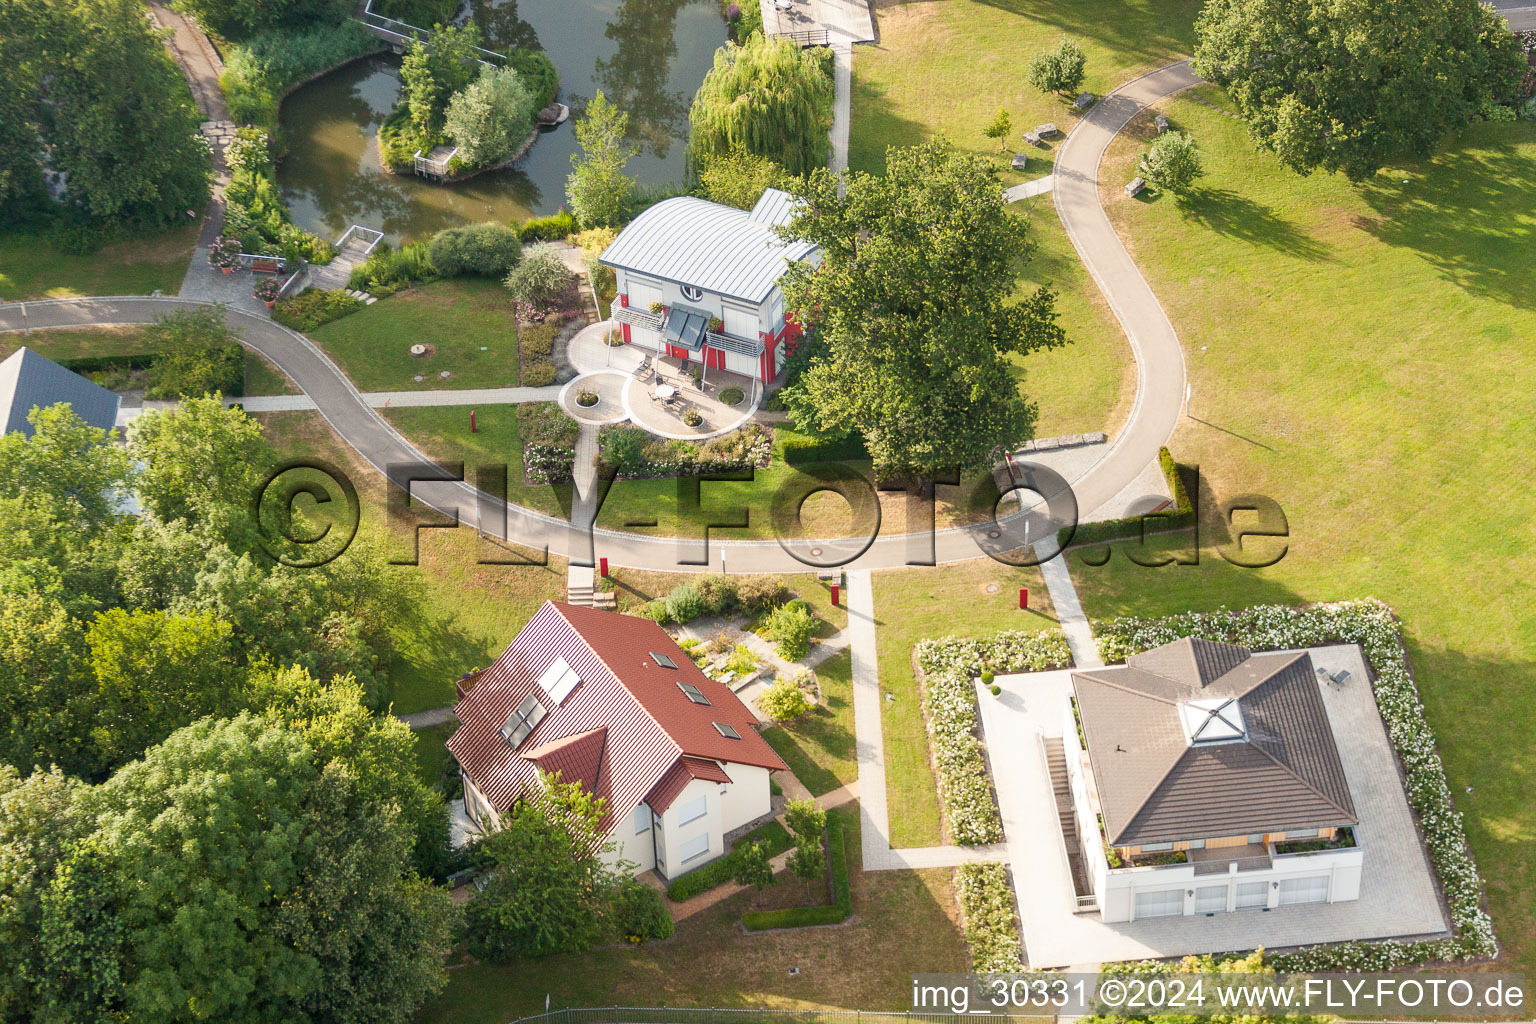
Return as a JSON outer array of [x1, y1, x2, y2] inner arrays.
[[1192, 0, 1526, 179], [445, 66, 537, 169], [779, 140, 1068, 475], [566, 90, 638, 227], [128, 396, 269, 550], [699, 151, 791, 209], [688, 35, 833, 176], [1026, 38, 1087, 97], [1138, 131, 1204, 194]]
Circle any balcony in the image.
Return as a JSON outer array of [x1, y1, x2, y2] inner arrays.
[[1190, 843, 1273, 876]]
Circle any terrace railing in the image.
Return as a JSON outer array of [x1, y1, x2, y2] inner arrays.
[[355, 0, 508, 65], [334, 224, 385, 256]]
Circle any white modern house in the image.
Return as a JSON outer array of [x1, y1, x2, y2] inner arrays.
[[447, 601, 787, 878], [1062, 637, 1364, 922], [600, 188, 819, 385]]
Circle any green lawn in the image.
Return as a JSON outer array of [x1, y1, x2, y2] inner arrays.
[[418, 806, 969, 1023], [411, 722, 457, 796], [761, 649, 855, 795], [0, 224, 198, 300], [306, 278, 520, 392], [253, 409, 568, 716], [0, 326, 297, 398], [1068, 95, 1536, 974], [849, 0, 1199, 182], [872, 559, 1056, 847], [381, 404, 566, 519]]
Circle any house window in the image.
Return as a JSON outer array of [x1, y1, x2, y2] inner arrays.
[[680, 833, 710, 863], [537, 656, 580, 705], [677, 681, 711, 705], [499, 693, 546, 748], [1285, 829, 1320, 840], [1140, 842, 1174, 852], [633, 804, 651, 834], [722, 305, 755, 339], [680, 284, 704, 302], [768, 293, 784, 330], [678, 794, 708, 826], [713, 722, 741, 739]]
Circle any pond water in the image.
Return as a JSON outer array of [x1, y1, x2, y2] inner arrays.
[[276, 0, 728, 245]]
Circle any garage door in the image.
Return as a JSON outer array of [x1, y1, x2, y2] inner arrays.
[[724, 349, 758, 378], [1195, 885, 1228, 914], [1235, 881, 1268, 910], [1278, 875, 1330, 906], [1134, 888, 1185, 919]]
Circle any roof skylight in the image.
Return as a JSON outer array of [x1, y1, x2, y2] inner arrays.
[[712, 722, 741, 739], [1179, 697, 1246, 744], [678, 681, 711, 705], [650, 652, 678, 670]]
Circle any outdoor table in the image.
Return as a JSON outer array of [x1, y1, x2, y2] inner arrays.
[[656, 384, 677, 400]]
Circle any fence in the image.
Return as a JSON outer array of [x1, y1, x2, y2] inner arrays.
[[507, 1009, 1054, 1024], [275, 261, 310, 301], [334, 224, 385, 255], [412, 147, 457, 180], [355, 0, 508, 65], [776, 27, 830, 46]]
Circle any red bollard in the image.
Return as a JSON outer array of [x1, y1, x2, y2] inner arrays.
[[599, 557, 609, 578], [831, 582, 840, 607], [470, 409, 477, 434], [1019, 587, 1028, 610]]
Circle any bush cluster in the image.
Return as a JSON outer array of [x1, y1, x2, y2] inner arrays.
[[517, 402, 580, 483], [740, 817, 851, 930], [598, 423, 773, 479], [639, 574, 789, 625], [428, 223, 522, 277], [348, 242, 438, 296], [759, 671, 813, 722], [666, 821, 794, 901], [507, 49, 560, 110], [955, 863, 1024, 970], [504, 243, 577, 309], [913, 629, 1073, 843], [764, 598, 816, 661], [610, 879, 675, 943], [519, 209, 578, 242], [1094, 600, 1498, 970], [518, 321, 558, 385], [272, 289, 364, 332]]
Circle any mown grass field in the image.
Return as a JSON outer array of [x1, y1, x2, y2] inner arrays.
[[1068, 92, 1536, 974], [307, 278, 521, 392], [761, 649, 856, 796], [381, 403, 566, 519], [872, 559, 1057, 847], [0, 224, 198, 300]]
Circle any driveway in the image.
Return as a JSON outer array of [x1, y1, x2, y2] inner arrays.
[[975, 645, 1449, 967]]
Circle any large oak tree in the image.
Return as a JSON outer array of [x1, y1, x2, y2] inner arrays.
[[1192, 0, 1526, 180], [778, 139, 1068, 476]]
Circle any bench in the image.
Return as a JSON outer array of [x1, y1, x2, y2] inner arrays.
[[1033, 122, 1060, 138], [1010, 152, 1029, 170], [1155, 114, 1170, 134], [1124, 176, 1146, 198], [250, 256, 282, 274], [1072, 92, 1096, 111]]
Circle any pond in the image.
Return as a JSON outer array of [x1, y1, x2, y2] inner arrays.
[[276, 0, 728, 245]]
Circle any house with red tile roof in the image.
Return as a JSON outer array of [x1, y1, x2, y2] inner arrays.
[[447, 601, 788, 878]]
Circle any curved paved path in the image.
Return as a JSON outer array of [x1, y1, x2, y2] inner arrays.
[[0, 64, 1197, 573]]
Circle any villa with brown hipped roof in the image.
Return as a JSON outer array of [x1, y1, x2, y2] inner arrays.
[[1062, 637, 1364, 922], [447, 601, 788, 878]]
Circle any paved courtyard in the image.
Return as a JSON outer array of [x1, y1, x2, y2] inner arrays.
[[976, 644, 1450, 967]]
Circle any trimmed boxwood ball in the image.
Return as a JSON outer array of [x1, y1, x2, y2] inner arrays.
[[718, 386, 744, 406], [427, 222, 522, 277], [990, 684, 1001, 696]]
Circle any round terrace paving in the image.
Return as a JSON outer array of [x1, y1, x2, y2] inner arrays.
[[559, 372, 630, 425]]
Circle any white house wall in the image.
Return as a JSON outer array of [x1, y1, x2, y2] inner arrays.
[[655, 776, 727, 879], [617, 269, 781, 337], [718, 762, 770, 833], [603, 804, 659, 875]]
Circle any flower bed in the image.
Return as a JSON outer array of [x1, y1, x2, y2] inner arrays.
[[913, 630, 1072, 844], [598, 423, 772, 479], [955, 863, 1023, 971], [1094, 599, 1496, 970]]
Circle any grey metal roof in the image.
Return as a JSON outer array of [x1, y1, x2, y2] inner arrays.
[[0, 347, 121, 437], [599, 192, 817, 305], [1073, 638, 1357, 846], [748, 187, 797, 226]]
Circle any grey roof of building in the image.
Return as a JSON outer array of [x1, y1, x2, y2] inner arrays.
[[0, 347, 121, 437], [598, 190, 817, 305], [1073, 637, 1357, 846]]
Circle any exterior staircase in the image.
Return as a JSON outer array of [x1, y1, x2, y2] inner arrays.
[[1044, 736, 1097, 911], [307, 225, 384, 293], [564, 565, 616, 609]]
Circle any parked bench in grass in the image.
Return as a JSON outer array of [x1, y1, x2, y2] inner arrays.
[[1011, 152, 1029, 170], [1124, 176, 1146, 198], [1155, 114, 1170, 134], [1073, 92, 1096, 111]]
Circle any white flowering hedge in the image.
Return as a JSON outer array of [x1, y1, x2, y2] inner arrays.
[[914, 631, 1073, 845], [955, 863, 1024, 971], [1095, 599, 1496, 970]]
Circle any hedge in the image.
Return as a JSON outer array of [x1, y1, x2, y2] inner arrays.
[[666, 820, 793, 902], [1058, 445, 1195, 549], [1094, 600, 1497, 970], [56, 353, 156, 374], [955, 863, 1023, 970], [912, 630, 1072, 844], [741, 818, 851, 930], [781, 429, 868, 466]]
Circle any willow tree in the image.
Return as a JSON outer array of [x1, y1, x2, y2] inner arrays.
[[687, 34, 833, 177]]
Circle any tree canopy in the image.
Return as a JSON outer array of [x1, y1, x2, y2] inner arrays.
[[566, 90, 638, 228], [687, 34, 834, 177], [1026, 37, 1087, 97], [1138, 131, 1203, 194], [778, 140, 1068, 475], [1192, 0, 1526, 179], [699, 151, 792, 210], [445, 65, 537, 168], [401, 23, 484, 143], [174, 0, 352, 40]]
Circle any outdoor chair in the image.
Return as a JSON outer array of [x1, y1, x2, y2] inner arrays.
[[1331, 669, 1352, 687]]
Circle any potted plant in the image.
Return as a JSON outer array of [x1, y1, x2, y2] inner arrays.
[[208, 235, 239, 273], [707, 316, 724, 334], [682, 406, 704, 428], [647, 300, 665, 315], [576, 388, 599, 408], [253, 276, 281, 308]]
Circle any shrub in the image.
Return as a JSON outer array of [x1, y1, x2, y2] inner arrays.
[[1026, 37, 1087, 96], [955, 863, 1023, 971], [980, 670, 995, 684], [698, 151, 790, 210], [693, 573, 738, 615], [519, 209, 577, 242], [272, 289, 363, 331], [765, 599, 815, 661], [1138, 130, 1203, 194], [610, 880, 674, 942], [507, 49, 559, 110], [741, 818, 850, 930], [143, 308, 245, 399], [989, 684, 1002, 696], [520, 362, 556, 386], [783, 798, 826, 842], [428, 223, 523, 277], [759, 674, 812, 722], [718, 386, 744, 407], [445, 65, 537, 169], [780, 429, 868, 465], [637, 599, 672, 624], [220, 23, 381, 129], [664, 583, 708, 623], [518, 322, 557, 359], [667, 821, 793, 901], [349, 241, 438, 292], [736, 575, 789, 615], [504, 243, 577, 308], [599, 424, 649, 475]]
